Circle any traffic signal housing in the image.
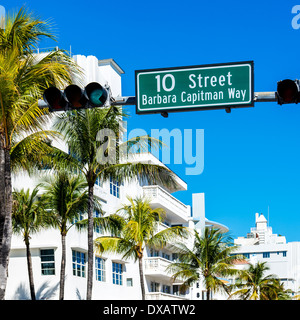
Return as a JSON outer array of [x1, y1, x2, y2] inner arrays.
[[276, 79, 300, 105], [43, 82, 109, 112]]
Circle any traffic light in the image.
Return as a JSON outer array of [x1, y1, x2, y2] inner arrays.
[[43, 82, 109, 112], [276, 79, 300, 105]]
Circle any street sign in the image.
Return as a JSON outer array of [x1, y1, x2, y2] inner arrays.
[[135, 61, 254, 114]]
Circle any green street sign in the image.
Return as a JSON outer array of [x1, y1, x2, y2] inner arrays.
[[135, 61, 254, 114]]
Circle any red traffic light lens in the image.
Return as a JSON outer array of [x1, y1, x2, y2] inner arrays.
[[43, 87, 67, 111]]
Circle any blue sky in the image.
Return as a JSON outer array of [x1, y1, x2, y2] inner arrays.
[[2, 0, 300, 241]]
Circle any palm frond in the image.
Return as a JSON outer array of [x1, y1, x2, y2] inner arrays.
[[41, 170, 89, 232], [76, 214, 124, 235], [0, 6, 81, 173], [149, 226, 190, 249], [0, 6, 55, 54], [12, 185, 49, 236]]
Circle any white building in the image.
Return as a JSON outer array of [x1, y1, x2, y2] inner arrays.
[[233, 213, 300, 295], [6, 53, 227, 300]]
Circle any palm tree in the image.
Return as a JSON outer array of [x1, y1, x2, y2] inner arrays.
[[54, 108, 178, 300], [229, 261, 284, 300], [41, 171, 91, 300], [0, 7, 78, 299], [12, 185, 48, 300], [167, 228, 241, 300], [268, 281, 293, 300], [94, 196, 188, 300], [41, 170, 123, 300]]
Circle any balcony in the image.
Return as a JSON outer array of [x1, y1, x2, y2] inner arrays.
[[144, 257, 173, 280], [143, 185, 189, 224], [146, 292, 188, 300]]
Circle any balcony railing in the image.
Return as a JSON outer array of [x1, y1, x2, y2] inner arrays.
[[143, 185, 189, 221], [144, 257, 172, 278], [146, 292, 188, 300]]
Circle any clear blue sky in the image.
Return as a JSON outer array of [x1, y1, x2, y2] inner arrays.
[[3, 0, 300, 241]]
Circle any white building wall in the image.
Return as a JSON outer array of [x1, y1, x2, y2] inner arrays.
[[6, 176, 193, 300], [288, 242, 300, 292], [72, 55, 123, 98], [232, 213, 300, 295], [7, 228, 61, 300]]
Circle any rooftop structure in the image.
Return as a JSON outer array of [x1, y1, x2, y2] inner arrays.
[[235, 213, 286, 246]]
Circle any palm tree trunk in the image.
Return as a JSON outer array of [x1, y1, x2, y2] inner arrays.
[[86, 183, 94, 300], [138, 256, 145, 300], [0, 146, 13, 300], [25, 236, 35, 300], [207, 288, 210, 300], [59, 232, 66, 300]]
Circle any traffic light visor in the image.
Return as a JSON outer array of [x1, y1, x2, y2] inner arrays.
[[277, 79, 299, 104], [43, 87, 67, 111], [85, 82, 108, 107]]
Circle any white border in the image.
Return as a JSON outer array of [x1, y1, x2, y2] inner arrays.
[[136, 63, 252, 112]]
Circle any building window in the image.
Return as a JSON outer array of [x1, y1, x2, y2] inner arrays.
[[150, 249, 159, 257], [112, 262, 123, 285], [73, 212, 84, 224], [95, 176, 102, 187], [162, 252, 170, 260], [162, 220, 170, 226], [263, 252, 270, 258], [150, 281, 159, 292], [110, 177, 120, 198], [162, 285, 171, 294], [94, 210, 103, 234], [95, 257, 105, 282], [72, 250, 86, 278], [243, 253, 250, 259], [41, 249, 55, 275], [127, 278, 133, 287], [283, 251, 287, 257], [173, 285, 179, 295], [172, 253, 179, 261]]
